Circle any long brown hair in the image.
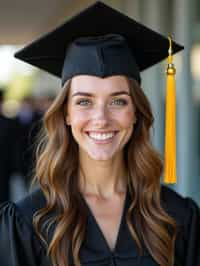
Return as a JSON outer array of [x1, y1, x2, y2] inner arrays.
[[32, 77, 177, 266]]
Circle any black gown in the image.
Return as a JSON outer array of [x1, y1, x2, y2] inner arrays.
[[0, 185, 199, 266]]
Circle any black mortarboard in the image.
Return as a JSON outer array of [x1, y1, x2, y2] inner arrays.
[[14, 1, 183, 86]]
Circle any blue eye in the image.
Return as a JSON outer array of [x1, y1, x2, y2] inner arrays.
[[111, 99, 127, 105], [75, 98, 128, 106], [76, 99, 91, 106]]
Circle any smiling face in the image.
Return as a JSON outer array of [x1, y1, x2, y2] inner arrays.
[[65, 75, 136, 161]]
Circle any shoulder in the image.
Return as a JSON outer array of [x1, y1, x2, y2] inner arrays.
[[15, 187, 46, 225], [160, 185, 200, 226], [0, 188, 48, 265], [0, 187, 46, 232], [160, 187, 200, 265]]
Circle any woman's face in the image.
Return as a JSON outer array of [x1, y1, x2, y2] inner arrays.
[[66, 75, 136, 161]]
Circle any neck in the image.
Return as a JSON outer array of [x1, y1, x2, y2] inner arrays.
[[78, 151, 128, 198]]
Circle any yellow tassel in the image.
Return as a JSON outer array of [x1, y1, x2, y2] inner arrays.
[[163, 37, 177, 184]]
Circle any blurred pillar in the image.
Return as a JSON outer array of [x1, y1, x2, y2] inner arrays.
[[172, 0, 199, 200], [138, 0, 169, 156]]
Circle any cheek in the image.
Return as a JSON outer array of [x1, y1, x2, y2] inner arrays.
[[70, 111, 89, 128], [116, 110, 134, 128]]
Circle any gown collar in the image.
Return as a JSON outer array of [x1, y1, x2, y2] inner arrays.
[[79, 187, 141, 263]]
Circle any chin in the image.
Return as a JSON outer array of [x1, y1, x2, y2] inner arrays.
[[87, 150, 117, 161]]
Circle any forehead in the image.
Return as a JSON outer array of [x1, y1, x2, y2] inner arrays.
[[69, 75, 130, 95]]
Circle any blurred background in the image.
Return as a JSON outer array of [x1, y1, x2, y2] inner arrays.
[[0, 0, 199, 205]]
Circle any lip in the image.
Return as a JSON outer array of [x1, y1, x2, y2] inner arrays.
[[85, 131, 118, 144]]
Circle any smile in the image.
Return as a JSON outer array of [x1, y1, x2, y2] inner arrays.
[[86, 131, 118, 142]]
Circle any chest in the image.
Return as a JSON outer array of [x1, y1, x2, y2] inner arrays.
[[84, 194, 125, 252]]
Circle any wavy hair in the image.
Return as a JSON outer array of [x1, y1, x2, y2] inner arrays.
[[32, 77, 177, 266]]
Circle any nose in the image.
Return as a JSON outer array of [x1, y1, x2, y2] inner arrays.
[[91, 104, 110, 127]]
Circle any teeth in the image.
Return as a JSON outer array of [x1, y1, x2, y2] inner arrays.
[[88, 132, 115, 140]]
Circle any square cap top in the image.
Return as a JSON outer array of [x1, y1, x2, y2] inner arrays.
[[14, 1, 184, 84]]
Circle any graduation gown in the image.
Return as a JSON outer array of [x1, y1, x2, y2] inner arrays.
[[0, 185, 199, 266]]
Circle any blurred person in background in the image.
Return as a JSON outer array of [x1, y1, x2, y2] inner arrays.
[[15, 95, 48, 189], [0, 88, 19, 203]]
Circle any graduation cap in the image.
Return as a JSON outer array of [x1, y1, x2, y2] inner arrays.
[[14, 1, 184, 184]]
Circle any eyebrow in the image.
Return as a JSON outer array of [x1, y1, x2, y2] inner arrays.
[[72, 90, 130, 97]]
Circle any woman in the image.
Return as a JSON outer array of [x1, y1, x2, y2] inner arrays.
[[0, 2, 199, 266]]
